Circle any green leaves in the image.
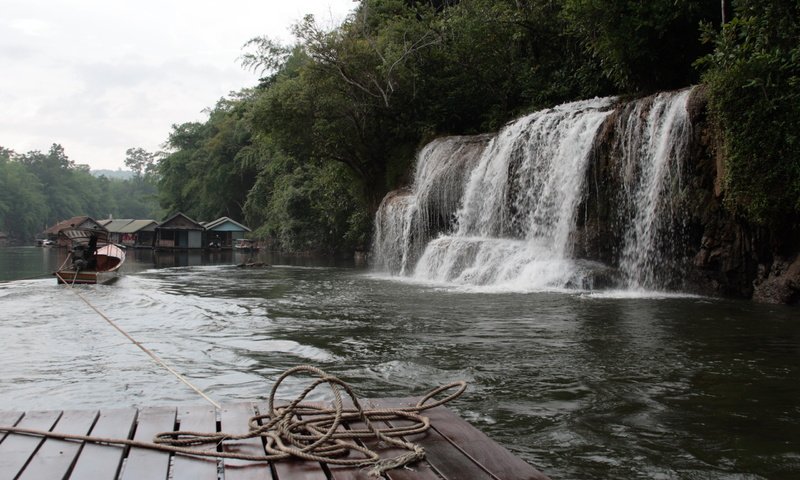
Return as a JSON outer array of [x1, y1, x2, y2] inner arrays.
[[152, 0, 799, 253], [0, 144, 161, 242], [158, 93, 260, 222], [702, 0, 800, 225], [562, 0, 718, 93], [240, 36, 292, 78]]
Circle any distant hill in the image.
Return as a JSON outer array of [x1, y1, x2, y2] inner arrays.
[[92, 169, 135, 180]]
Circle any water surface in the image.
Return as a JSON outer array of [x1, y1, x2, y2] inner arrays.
[[0, 247, 798, 479]]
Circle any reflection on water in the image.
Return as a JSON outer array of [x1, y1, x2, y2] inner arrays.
[[0, 247, 799, 479], [0, 246, 353, 281]]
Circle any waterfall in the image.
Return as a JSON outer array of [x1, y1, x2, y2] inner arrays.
[[372, 136, 490, 274], [616, 89, 693, 290], [373, 89, 696, 293]]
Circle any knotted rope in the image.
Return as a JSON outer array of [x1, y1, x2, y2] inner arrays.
[[0, 365, 467, 477]]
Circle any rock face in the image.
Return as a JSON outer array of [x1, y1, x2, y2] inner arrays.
[[753, 255, 800, 304], [675, 87, 798, 304], [579, 86, 798, 303], [373, 87, 800, 304]]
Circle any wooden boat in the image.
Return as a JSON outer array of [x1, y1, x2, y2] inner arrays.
[[54, 228, 126, 285]]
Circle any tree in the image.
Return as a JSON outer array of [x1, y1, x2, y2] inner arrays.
[[124, 147, 160, 179], [701, 0, 800, 225], [0, 160, 48, 241], [158, 94, 260, 221], [562, 0, 719, 93]]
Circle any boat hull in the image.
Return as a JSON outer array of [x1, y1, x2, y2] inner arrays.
[[54, 270, 120, 285]]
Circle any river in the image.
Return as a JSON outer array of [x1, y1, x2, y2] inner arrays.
[[0, 246, 798, 479]]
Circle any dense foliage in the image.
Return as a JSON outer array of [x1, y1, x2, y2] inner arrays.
[[562, 0, 718, 92], [158, 0, 723, 254], [702, 0, 800, 226], [0, 144, 161, 243]]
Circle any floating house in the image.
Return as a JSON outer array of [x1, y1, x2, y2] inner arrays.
[[40, 214, 254, 251], [98, 219, 134, 244], [154, 212, 204, 250], [117, 219, 158, 248], [98, 218, 158, 248], [203, 216, 252, 249]]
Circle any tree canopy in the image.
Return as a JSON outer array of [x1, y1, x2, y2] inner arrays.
[[701, 0, 800, 227], [157, 0, 725, 253], [0, 144, 162, 243]]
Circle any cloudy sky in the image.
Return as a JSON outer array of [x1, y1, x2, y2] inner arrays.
[[1, 0, 357, 170]]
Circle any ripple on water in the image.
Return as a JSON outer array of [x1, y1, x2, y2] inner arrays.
[[353, 360, 474, 393], [214, 337, 337, 362], [2, 261, 800, 479]]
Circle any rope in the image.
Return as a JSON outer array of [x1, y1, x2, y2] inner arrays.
[[54, 271, 221, 409], [0, 365, 467, 477]]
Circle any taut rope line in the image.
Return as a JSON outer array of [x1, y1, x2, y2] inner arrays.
[[53, 271, 221, 409], [0, 365, 468, 477]]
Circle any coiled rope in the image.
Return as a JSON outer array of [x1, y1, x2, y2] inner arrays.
[[0, 365, 467, 477]]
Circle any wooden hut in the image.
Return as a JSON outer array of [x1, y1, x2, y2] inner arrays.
[[117, 219, 158, 248], [98, 219, 134, 244], [202, 217, 252, 249], [154, 213, 204, 250]]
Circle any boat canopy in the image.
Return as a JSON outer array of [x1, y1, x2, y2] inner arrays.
[[58, 228, 110, 245]]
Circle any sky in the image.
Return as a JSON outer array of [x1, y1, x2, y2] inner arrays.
[[0, 0, 357, 170]]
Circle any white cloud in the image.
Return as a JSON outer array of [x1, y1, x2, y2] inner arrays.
[[0, 0, 357, 169]]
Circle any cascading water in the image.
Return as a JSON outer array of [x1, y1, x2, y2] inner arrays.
[[615, 89, 693, 290], [372, 136, 490, 274], [378, 98, 616, 289], [373, 89, 697, 293]]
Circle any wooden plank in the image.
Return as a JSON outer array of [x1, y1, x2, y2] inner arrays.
[[119, 406, 176, 480], [17, 409, 99, 480], [219, 402, 273, 480], [321, 419, 373, 480], [0, 399, 550, 480], [366, 398, 496, 480], [171, 405, 219, 480], [425, 405, 550, 480], [0, 410, 62, 480], [261, 402, 328, 480], [386, 415, 494, 480], [0, 411, 24, 444], [372, 397, 551, 479], [330, 417, 442, 480], [69, 408, 137, 480], [317, 397, 438, 480]]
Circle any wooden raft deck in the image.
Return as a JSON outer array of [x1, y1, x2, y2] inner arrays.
[[0, 398, 550, 480]]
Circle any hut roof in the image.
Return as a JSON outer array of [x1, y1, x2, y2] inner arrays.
[[100, 219, 135, 232], [43, 216, 106, 235], [203, 216, 251, 232], [157, 212, 204, 231], [118, 219, 159, 233]]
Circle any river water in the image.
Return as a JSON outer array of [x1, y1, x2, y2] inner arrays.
[[0, 246, 798, 479]]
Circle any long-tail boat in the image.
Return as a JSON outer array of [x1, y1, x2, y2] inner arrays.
[[54, 228, 126, 285]]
